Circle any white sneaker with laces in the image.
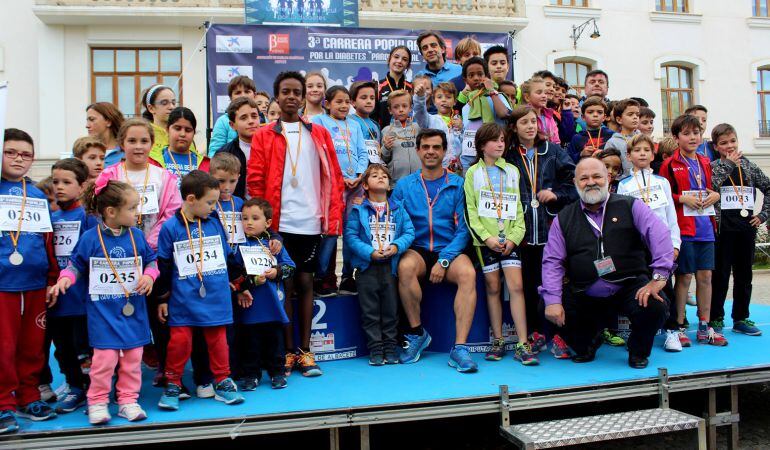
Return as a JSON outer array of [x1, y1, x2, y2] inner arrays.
[[196, 383, 215, 398], [38, 384, 56, 402], [88, 403, 111, 425], [664, 330, 682, 352], [117, 403, 147, 422]]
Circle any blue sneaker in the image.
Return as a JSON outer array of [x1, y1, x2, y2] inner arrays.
[[16, 400, 56, 421], [214, 378, 245, 405], [0, 410, 19, 434], [55, 387, 86, 413], [448, 344, 478, 373], [733, 319, 762, 336], [158, 383, 181, 411], [399, 329, 432, 364]]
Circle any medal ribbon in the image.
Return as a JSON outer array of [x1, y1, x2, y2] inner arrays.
[[96, 225, 140, 299], [181, 212, 205, 285], [8, 178, 26, 256]]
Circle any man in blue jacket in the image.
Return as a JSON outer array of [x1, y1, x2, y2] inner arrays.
[[391, 128, 478, 373]]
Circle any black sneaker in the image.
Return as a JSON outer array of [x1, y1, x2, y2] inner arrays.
[[241, 378, 258, 391], [0, 410, 19, 434], [271, 375, 288, 389], [16, 401, 56, 421], [384, 347, 399, 365], [369, 350, 384, 366], [314, 279, 336, 298], [179, 383, 191, 400], [338, 277, 357, 295]]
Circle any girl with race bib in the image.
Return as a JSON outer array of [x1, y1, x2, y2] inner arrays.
[[45, 159, 100, 414], [157, 107, 210, 185], [302, 72, 327, 120], [463, 123, 532, 365], [49, 179, 158, 425]]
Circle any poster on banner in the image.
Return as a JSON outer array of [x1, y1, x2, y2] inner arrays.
[[245, 0, 358, 27], [207, 24, 511, 118]]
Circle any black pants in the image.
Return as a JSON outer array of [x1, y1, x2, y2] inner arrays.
[[41, 315, 90, 389], [562, 275, 667, 358], [356, 262, 399, 353], [236, 322, 285, 380], [712, 230, 755, 322], [520, 244, 545, 334]]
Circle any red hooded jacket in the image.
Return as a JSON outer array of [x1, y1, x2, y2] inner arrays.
[[659, 148, 717, 237]]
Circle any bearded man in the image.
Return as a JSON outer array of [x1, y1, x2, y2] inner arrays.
[[539, 158, 674, 368]]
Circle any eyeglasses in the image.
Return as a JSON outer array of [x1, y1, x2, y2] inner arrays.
[[3, 150, 35, 161], [154, 99, 177, 107]]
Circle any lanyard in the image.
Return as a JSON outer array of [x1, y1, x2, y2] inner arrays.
[[333, 117, 353, 167], [181, 212, 204, 284], [681, 154, 703, 189], [281, 122, 303, 178], [217, 199, 236, 247], [632, 168, 651, 204], [419, 170, 449, 251], [96, 225, 139, 299], [481, 163, 505, 221], [518, 145, 538, 195], [373, 201, 391, 252], [587, 129, 602, 150], [727, 162, 746, 209], [123, 163, 150, 226], [583, 197, 609, 257], [167, 150, 193, 176], [8, 178, 26, 255]]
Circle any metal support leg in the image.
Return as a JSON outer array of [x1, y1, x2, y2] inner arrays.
[[697, 420, 707, 450], [706, 388, 717, 450], [360, 425, 370, 450], [729, 386, 739, 450], [500, 385, 510, 429], [330, 427, 340, 450]]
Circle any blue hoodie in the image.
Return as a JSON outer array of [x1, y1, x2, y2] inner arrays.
[[391, 170, 469, 263], [344, 197, 415, 274]]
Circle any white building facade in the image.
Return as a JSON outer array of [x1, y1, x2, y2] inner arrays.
[[1, 0, 769, 177]]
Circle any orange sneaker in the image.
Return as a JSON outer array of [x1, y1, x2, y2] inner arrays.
[[297, 349, 322, 377], [284, 352, 299, 376]]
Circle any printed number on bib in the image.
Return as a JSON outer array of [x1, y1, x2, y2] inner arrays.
[[135, 184, 160, 215], [53, 221, 80, 257], [461, 130, 477, 157], [240, 245, 276, 276], [365, 140, 383, 164], [0, 195, 53, 232], [370, 222, 396, 249], [173, 235, 227, 278], [719, 186, 753, 210], [88, 257, 142, 296], [478, 190, 518, 220], [682, 190, 716, 217], [629, 183, 668, 209], [221, 212, 246, 244]]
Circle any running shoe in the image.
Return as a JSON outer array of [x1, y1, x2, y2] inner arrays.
[[285, 351, 299, 376], [179, 383, 191, 400], [87, 403, 111, 425], [368, 350, 385, 366], [664, 330, 682, 352], [550, 334, 572, 359], [678, 328, 692, 347], [697, 325, 728, 346], [38, 384, 56, 403], [338, 277, 358, 295], [448, 344, 478, 373], [241, 378, 258, 391], [529, 332, 547, 354], [117, 403, 147, 422], [0, 410, 19, 435], [399, 329, 432, 364], [384, 346, 399, 365], [297, 349, 323, 377], [733, 319, 762, 336], [55, 387, 86, 413], [485, 338, 506, 361], [16, 401, 56, 421], [158, 383, 181, 411], [271, 375, 288, 389], [513, 342, 539, 366], [196, 383, 215, 398], [214, 378, 245, 405], [709, 319, 724, 333], [602, 329, 626, 346]]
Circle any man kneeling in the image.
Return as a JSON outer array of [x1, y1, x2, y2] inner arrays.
[[540, 158, 673, 368], [392, 129, 478, 373]]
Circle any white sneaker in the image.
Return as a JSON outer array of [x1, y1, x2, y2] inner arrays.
[[38, 384, 56, 402], [196, 383, 215, 398], [664, 330, 683, 352], [88, 403, 111, 425], [117, 403, 147, 422]]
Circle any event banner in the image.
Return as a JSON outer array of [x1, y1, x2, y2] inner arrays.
[[245, 0, 358, 27], [206, 24, 511, 119]]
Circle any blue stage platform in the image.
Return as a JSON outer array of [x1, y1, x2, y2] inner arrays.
[[3, 303, 770, 449]]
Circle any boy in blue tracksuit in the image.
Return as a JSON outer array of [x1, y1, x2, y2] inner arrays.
[[345, 164, 414, 366]]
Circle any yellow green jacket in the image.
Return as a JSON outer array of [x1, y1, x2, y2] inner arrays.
[[149, 123, 200, 168]]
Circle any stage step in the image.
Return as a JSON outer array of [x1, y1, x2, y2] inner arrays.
[[499, 407, 704, 449]]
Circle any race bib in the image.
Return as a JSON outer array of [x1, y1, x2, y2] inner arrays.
[[478, 190, 518, 220], [682, 190, 716, 217], [370, 221, 396, 249], [220, 212, 246, 244], [135, 184, 160, 215], [461, 129, 477, 157], [240, 245, 276, 276], [0, 195, 53, 232], [365, 140, 383, 164], [628, 183, 668, 210], [719, 186, 754, 210], [53, 221, 80, 257], [88, 257, 142, 296], [173, 235, 227, 278]]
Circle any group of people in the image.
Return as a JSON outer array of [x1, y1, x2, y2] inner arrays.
[[1, 29, 768, 434]]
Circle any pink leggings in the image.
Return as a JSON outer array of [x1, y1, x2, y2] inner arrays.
[[87, 347, 143, 406]]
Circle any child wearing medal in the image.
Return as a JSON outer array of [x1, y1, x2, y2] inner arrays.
[[312, 86, 369, 297], [156, 107, 210, 187], [463, 123, 533, 365], [710, 123, 770, 337], [345, 164, 414, 365], [209, 153, 246, 249], [231, 198, 295, 390], [156, 171, 244, 411], [349, 81, 383, 165], [0, 129, 59, 431], [617, 134, 682, 352], [659, 114, 726, 347], [49, 179, 157, 425], [45, 159, 100, 414]]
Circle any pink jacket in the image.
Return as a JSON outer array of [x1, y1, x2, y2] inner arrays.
[[101, 164, 181, 249], [536, 107, 561, 145]]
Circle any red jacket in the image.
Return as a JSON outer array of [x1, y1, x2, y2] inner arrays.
[[247, 118, 344, 235], [659, 148, 717, 237]]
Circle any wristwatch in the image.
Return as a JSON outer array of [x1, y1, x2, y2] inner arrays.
[[652, 273, 668, 282], [438, 258, 450, 269]]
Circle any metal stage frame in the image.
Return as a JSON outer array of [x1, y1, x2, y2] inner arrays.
[[2, 363, 768, 450]]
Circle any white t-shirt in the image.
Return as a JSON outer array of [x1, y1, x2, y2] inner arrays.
[[239, 139, 251, 163], [124, 164, 165, 236], [279, 121, 322, 234]]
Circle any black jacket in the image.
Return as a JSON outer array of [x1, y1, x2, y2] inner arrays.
[[219, 137, 247, 199]]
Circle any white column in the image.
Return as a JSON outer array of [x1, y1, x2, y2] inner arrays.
[[37, 24, 68, 160]]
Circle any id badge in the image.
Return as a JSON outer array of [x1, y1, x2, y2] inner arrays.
[[594, 256, 616, 276]]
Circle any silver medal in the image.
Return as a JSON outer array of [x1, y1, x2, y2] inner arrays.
[[531, 199, 540, 209], [199, 283, 207, 298], [9, 251, 23, 266], [277, 290, 284, 301], [122, 302, 135, 317], [740, 209, 749, 218], [290, 177, 299, 188]]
